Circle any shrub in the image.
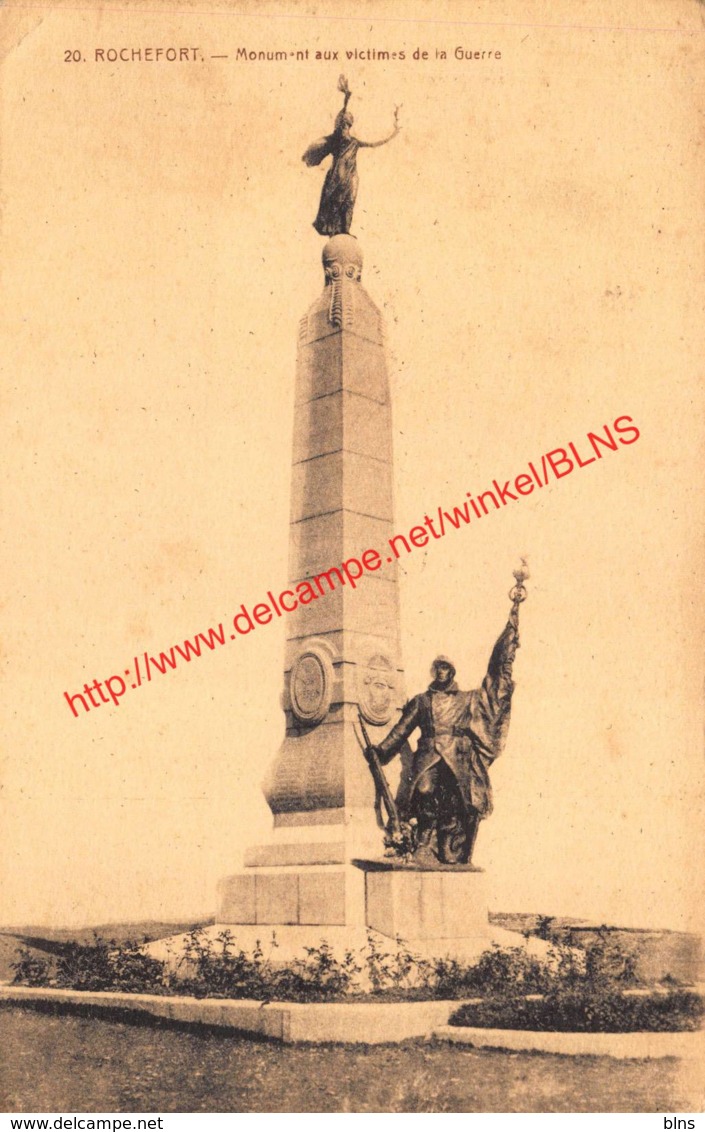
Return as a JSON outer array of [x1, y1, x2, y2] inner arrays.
[[431, 944, 551, 998], [274, 942, 362, 1001], [428, 957, 468, 999], [59, 935, 165, 994], [11, 948, 52, 987], [176, 930, 363, 1002], [52, 935, 113, 990], [97, 938, 167, 994], [448, 990, 704, 1032], [176, 929, 272, 999], [583, 929, 639, 988], [429, 934, 643, 1001], [363, 932, 433, 995], [7, 927, 666, 1010], [12, 934, 167, 994], [535, 915, 555, 941]]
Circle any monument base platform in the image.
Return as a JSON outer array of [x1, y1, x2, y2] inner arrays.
[[217, 855, 491, 946], [147, 923, 538, 973], [352, 858, 490, 941]]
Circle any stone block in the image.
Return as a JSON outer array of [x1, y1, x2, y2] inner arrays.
[[296, 324, 389, 407], [290, 451, 343, 522], [265, 708, 406, 817], [298, 871, 347, 925], [298, 290, 385, 371], [340, 332, 389, 401], [273, 709, 398, 816], [291, 392, 393, 474], [283, 1000, 457, 1045], [295, 334, 342, 404], [292, 394, 343, 465], [433, 1026, 705, 1062], [216, 873, 256, 924], [343, 450, 394, 519], [281, 702, 346, 735], [288, 511, 396, 583], [218, 869, 349, 928], [284, 584, 345, 638], [358, 863, 490, 940], [343, 393, 392, 461], [290, 450, 393, 525], [286, 575, 399, 642], [255, 873, 299, 924], [342, 574, 400, 637]]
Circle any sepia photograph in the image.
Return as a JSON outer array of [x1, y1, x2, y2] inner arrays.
[[1, 0, 704, 1117]]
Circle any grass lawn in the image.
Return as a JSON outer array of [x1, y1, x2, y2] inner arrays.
[[1, 1005, 701, 1113]]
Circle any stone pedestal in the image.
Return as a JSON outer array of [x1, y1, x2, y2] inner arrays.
[[218, 235, 406, 930], [354, 860, 491, 942]]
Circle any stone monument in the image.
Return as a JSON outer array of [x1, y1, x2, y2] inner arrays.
[[217, 230, 406, 932], [216, 78, 525, 957]]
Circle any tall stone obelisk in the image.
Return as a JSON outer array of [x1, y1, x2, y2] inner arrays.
[[217, 234, 405, 929]]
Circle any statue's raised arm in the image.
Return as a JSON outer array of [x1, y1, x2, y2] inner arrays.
[[303, 76, 401, 236], [357, 105, 402, 148]]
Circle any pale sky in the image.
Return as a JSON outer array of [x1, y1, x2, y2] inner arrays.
[[2, 0, 704, 932]]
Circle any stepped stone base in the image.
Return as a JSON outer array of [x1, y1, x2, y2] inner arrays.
[[217, 867, 350, 927], [354, 859, 490, 941], [218, 852, 491, 942]]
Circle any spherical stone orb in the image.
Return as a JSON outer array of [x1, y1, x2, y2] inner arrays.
[[322, 234, 363, 284]]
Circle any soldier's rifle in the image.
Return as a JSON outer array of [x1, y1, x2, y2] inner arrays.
[[355, 710, 403, 840]]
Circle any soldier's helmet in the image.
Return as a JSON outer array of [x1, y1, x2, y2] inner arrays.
[[430, 654, 456, 680]]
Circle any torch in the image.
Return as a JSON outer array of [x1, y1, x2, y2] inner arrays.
[[509, 557, 530, 628]]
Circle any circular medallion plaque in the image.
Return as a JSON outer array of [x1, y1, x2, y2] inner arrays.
[[358, 653, 396, 726], [289, 649, 332, 724]]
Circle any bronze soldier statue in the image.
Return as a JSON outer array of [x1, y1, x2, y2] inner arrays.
[[365, 566, 528, 865], [303, 75, 401, 237]]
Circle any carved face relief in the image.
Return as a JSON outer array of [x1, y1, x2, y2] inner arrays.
[[358, 653, 396, 726]]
